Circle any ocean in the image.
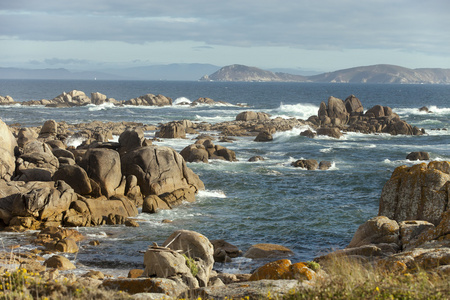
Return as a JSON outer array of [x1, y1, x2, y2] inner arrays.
[[0, 79, 449, 276]]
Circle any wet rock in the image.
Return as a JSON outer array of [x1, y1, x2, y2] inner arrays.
[[211, 239, 242, 263], [235, 111, 270, 121], [316, 127, 342, 139], [300, 129, 316, 138], [291, 159, 319, 170], [248, 155, 264, 162], [254, 130, 273, 142], [180, 144, 209, 163], [406, 151, 430, 161], [319, 161, 332, 170]]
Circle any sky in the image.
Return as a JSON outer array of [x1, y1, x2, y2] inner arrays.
[[1, 0, 449, 72]]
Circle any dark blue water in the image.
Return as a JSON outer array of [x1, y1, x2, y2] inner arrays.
[[0, 80, 449, 275]]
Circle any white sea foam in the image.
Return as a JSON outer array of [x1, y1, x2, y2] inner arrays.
[[88, 102, 116, 111], [394, 106, 450, 116], [274, 102, 319, 119], [173, 97, 192, 105], [65, 136, 86, 148], [197, 190, 227, 198], [272, 125, 314, 141]]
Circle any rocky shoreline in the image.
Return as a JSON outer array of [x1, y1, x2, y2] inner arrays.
[[0, 91, 448, 298]]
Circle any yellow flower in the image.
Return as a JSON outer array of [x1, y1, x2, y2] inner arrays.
[[375, 286, 380, 292]]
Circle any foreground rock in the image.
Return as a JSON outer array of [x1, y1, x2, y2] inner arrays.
[[318, 160, 450, 275]]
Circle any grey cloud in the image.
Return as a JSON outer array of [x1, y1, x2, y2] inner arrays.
[[2, 0, 449, 55]]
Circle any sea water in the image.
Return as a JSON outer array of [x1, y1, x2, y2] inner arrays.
[[0, 80, 449, 276]]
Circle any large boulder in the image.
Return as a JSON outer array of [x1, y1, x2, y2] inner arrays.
[[79, 148, 122, 198], [316, 127, 342, 139], [16, 140, 60, 178], [0, 120, 18, 181], [90, 92, 107, 105], [406, 151, 430, 161], [379, 161, 450, 225], [124, 94, 172, 106], [327, 96, 349, 124], [143, 246, 199, 288], [118, 128, 146, 155], [254, 130, 273, 142], [0, 180, 76, 228], [344, 95, 364, 114], [180, 144, 209, 163], [162, 230, 214, 287], [347, 216, 400, 248], [244, 243, 294, 259], [121, 146, 204, 196], [291, 159, 318, 170], [157, 122, 186, 139], [82, 196, 138, 226], [52, 165, 92, 195], [17, 127, 38, 148], [235, 111, 270, 121]]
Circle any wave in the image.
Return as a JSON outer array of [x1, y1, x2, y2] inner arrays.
[[87, 102, 116, 111], [173, 97, 192, 105], [65, 136, 86, 148], [394, 106, 450, 116], [197, 189, 227, 198], [272, 125, 314, 141], [273, 102, 319, 119]]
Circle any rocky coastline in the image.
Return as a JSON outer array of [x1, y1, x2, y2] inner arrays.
[[0, 90, 448, 299]]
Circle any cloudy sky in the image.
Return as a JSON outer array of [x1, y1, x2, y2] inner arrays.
[[1, 0, 449, 72]]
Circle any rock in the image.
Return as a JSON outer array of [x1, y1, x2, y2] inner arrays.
[[17, 140, 59, 175], [319, 161, 332, 170], [128, 269, 144, 278], [143, 246, 199, 288], [399, 220, 435, 250], [180, 144, 209, 163], [248, 156, 264, 162], [124, 175, 143, 206], [406, 151, 430, 161], [79, 148, 122, 198], [52, 165, 92, 195], [214, 145, 237, 162], [162, 230, 215, 287], [244, 243, 294, 259], [142, 195, 170, 213], [51, 148, 75, 160], [17, 127, 38, 148], [378, 161, 450, 225], [0, 95, 14, 104], [344, 95, 364, 114], [235, 111, 270, 121], [249, 259, 316, 281], [121, 146, 204, 196], [211, 240, 242, 263], [39, 120, 57, 137], [327, 96, 349, 123], [101, 277, 188, 297], [0, 121, 17, 182], [300, 129, 316, 138], [419, 106, 429, 113], [160, 187, 196, 206], [118, 128, 146, 155], [291, 159, 318, 170], [90, 92, 107, 105], [254, 130, 273, 142], [14, 168, 52, 182], [407, 210, 450, 249], [157, 122, 186, 139], [55, 238, 79, 253], [194, 279, 310, 300], [347, 216, 400, 248], [83, 196, 138, 226], [10, 180, 76, 223], [125, 219, 139, 227], [316, 127, 342, 139], [44, 255, 76, 270], [82, 270, 105, 280], [124, 94, 172, 106], [366, 105, 385, 118], [192, 97, 230, 106]]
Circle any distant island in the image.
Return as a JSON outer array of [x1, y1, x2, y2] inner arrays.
[[1, 63, 450, 84], [200, 64, 450, 84]]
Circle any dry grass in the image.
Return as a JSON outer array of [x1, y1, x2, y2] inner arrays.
[[285, 255, 450, 300]]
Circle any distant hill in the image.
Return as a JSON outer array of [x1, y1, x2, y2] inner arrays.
[[0, 67, 125, 80], [200, 64, 450, 84], [199, 64, 307, 82], [0, 64, 221, 81]]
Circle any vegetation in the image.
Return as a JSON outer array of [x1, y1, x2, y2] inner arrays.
[[183, 254, 199, 277], [285, 256, 450, 300], [0, 268, 129, 300]]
